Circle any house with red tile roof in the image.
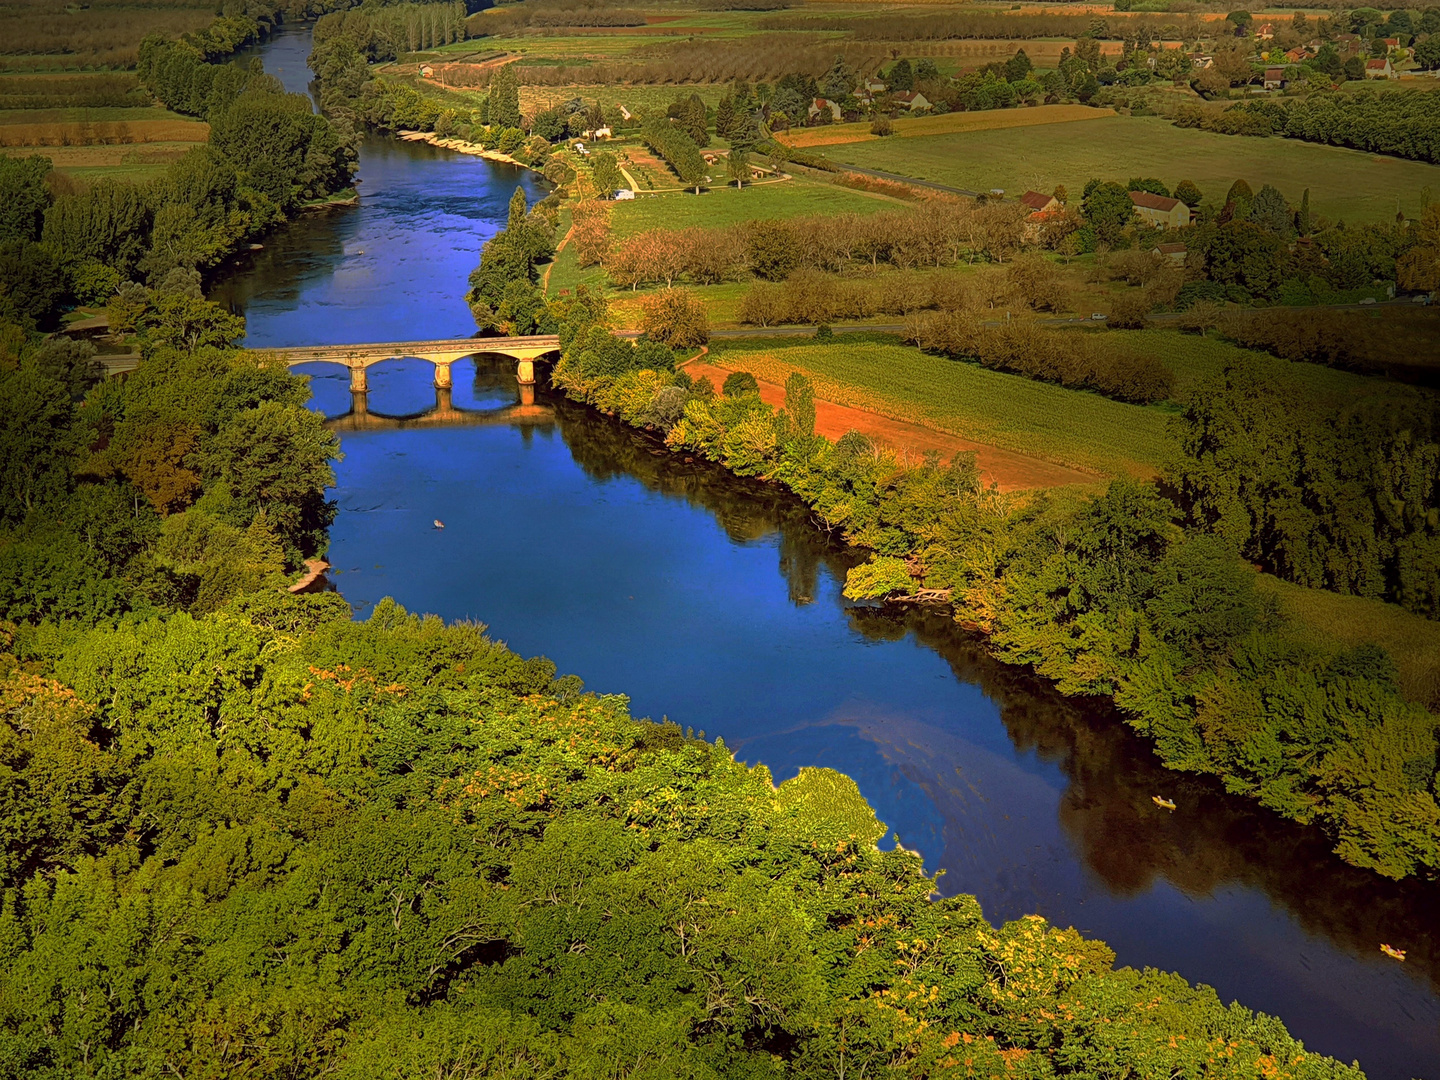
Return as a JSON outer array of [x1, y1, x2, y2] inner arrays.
[[1129, 190, 1191, 229]]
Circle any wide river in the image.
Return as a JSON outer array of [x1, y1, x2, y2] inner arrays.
[[213, 27, 1439, 1079]]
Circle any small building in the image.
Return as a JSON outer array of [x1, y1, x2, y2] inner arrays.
[[614, 189, 635, 200], [419, 65, 434, 78], [1334, 33, 1363, 55], [1382, 37, 1400, 50], [591, 126, 612, 140], [1255, 22, 1274, 40], [1284, 47, 1310, 63], [1263, 67, 1286, 90], [617, 104, 633, 120], [1153, 242, 1188, 263], [1366, 57, 1396, 79], [863, 77, 887, 94], [808, 97, 843, 121], [1190, 53, 1214, 69], [892, 90, 931, 111], [1020, 190, 1060, 214], [1129, 190, 1192, 229]]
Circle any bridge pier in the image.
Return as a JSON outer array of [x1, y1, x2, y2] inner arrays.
[[433, 361, 452, 390], [516, 359, 536, 406], [348, 363, 368, 394]]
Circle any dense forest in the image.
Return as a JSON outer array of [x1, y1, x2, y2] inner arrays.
[[537, 290, 1440, 883], [0, 596, 1370, 1078], [0, 290, 337, 622]]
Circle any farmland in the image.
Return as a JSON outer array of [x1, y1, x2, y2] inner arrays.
[[820, 114, 1440, 221], [608, 179, 896, 234], [0, 0, 215, 72], [706, 334, 1174, 477], [0, 103, 206, 180], [778, 102, 1114, 148], [702, 328, 1409, 478]]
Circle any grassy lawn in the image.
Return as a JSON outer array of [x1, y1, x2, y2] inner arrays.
[[707, 336, 1174, 477], [821, 115, 1440, 221]]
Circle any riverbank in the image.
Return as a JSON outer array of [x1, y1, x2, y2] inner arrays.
[[553, 331, 1440, 887], [396, 129, 534, 171]]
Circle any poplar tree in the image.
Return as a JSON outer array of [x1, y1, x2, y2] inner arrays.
[[489, 63, 521, 129]]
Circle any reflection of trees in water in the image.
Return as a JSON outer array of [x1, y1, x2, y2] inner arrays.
[[549, 391, 1440, 996]]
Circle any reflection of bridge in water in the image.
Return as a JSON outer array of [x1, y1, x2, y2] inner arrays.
[[326, 391, 557, 433], [253, 334, 563, 409]]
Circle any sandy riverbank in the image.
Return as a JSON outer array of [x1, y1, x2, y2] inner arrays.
[[396, 130, 534, 171]]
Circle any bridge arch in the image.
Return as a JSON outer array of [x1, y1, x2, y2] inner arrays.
[[259, 335, 564, 395]]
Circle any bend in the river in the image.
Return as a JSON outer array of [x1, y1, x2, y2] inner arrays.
[[210, 26, 1440, 1080]]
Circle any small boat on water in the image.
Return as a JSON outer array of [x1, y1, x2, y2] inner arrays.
[[434, 520, 445, 529], [1380, 944, 1406, 961], [1152, 796, 1176, 811]]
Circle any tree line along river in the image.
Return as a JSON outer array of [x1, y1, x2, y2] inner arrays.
[[208, 26, 1439, 1080]]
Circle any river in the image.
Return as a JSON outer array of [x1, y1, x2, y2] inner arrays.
[[211, 27, 1439, 1079]]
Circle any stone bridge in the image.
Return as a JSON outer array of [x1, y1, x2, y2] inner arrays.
[[253, 335, 564, 403]]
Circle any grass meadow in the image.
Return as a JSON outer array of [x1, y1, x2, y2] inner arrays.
[[703, 328, 1405, 477], [707, 335, 1174, 476], [822, 115, 1440, 221], [608, 178, 897, 236], [779, 103, 1114, 148]]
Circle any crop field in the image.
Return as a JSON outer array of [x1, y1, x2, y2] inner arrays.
[[0, 115, 207, 147], [0, 0, 215, 72], [0, 73, 147, 109], [706, 336, 1173, 476], [519, 83, 730, 117], [820, 115, 1440, 220], [2, 141, 197, 181], [779, 103, 1114, 148], [1101, 328, 1392, 404]]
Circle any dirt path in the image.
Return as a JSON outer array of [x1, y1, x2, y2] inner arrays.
[[682, 357, 1099, 492]]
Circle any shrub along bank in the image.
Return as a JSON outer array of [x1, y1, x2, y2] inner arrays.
[[0, 597, 1371, 1079], [548, 291, 1440, 882]]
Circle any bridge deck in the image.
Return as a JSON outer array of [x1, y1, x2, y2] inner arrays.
[[255, 335, 562, 364]]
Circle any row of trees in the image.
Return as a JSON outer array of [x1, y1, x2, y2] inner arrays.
[[0, 594, 1370, 1077], [904, 311, 1174, 404], [597, 203, 1032, 289], [549, 296, 1440, 881], [1175, 90, 1440, 165], [639, 116, 708, 192]]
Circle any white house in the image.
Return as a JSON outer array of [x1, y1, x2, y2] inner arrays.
[[614, 189, 635, 200]]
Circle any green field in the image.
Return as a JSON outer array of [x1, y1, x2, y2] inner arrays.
[[708, 335, 1174, 476], [821, 115, 1440, 221], [610, 178, 896, 236], [705, 328, 1406, 477]]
